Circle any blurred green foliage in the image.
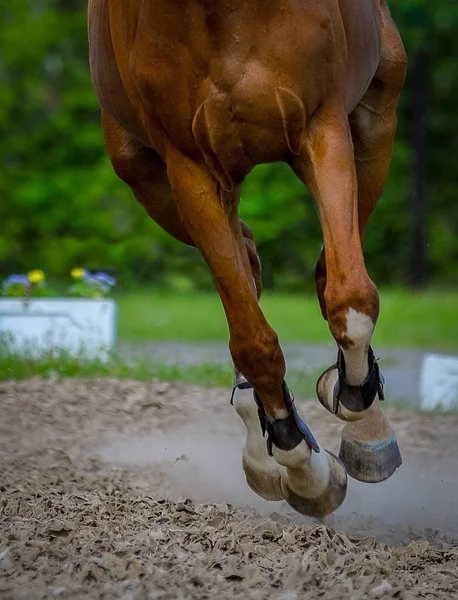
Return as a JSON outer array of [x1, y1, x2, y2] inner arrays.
[[1, 1, 457, 290], [114, 289, 458, 350]]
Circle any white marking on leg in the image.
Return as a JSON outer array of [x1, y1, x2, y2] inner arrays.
[[271, 397, 330, 498], [234, 388, 267, 461], [233, 387, 282, 500], [342, 308, 374, 386], [271, 406, 289, 420], [272, 442, 330, 498]]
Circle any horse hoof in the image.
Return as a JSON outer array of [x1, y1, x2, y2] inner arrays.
[[242, 456, 283, 501], [339, 411, 402, 483], [280, 451, 348, 518]]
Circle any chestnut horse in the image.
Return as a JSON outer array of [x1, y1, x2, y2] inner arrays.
[[88, 0, 407, 517]]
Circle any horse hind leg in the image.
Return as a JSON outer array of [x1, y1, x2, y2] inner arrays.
[[166, 148, 346, 518], [231, 215, 347, 516], [231, 220, 343, 510], [292, 102, 393, 485], [228, 218, 284, 501], [339, 39, 406, 484], [229, 218, 341, 511], [309, 20, 407, 483]]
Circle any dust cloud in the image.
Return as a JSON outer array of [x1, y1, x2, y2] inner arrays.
[[95, 423, 458, 546]]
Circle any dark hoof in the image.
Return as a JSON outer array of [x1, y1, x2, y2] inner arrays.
[[281, 451, 348, 518], [339, 421, 402, 483]]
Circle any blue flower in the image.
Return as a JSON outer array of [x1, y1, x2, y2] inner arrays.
[[84, 274, 100, 285], [2, 274, 30, 288], [82, 273, 110, 294], [93, 272, 116, 287]]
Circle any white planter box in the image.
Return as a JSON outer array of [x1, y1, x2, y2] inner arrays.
[[0, 298, 117, 360]]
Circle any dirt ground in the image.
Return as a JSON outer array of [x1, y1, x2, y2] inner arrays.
[[1, 378, 458, 599]]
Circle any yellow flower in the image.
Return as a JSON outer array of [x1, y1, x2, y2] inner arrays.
[[27, 269, 45, 284], [71, 267, 86, 280]]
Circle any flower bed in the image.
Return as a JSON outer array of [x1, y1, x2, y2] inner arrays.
[[0, 269, 117, 360]]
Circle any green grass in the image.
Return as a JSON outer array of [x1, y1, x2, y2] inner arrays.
[[0, 349, 229, 386], [116, 288, 458, 351], [0, 345, 319, 399], [5, 349, 458, 412]]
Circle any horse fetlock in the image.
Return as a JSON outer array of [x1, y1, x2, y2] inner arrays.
[[265, 409, 316, 454], [325, 282, 379, 357], [344, 306, 376, 341], [316, 348, 384, 421], [254, 382, 320, 455], [340, 308, 376, 385]]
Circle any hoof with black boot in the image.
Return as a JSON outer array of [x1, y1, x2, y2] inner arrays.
[[316, 347, 385, 421], [266, 391, 348, 517], [316, 349, 402, 483], [232, 376, 348, 517], [276, 447, 348, 518], [232, 372, 283, 501]]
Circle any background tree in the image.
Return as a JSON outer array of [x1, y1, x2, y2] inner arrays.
[[1, 0, 457, 290]]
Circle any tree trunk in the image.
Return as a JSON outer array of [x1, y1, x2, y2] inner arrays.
[[410, 47, 429, 288]]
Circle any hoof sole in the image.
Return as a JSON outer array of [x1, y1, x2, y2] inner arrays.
[[242, 457, 283, 501], [281, 451, 348, 518], [339, 425, 402, 483]]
